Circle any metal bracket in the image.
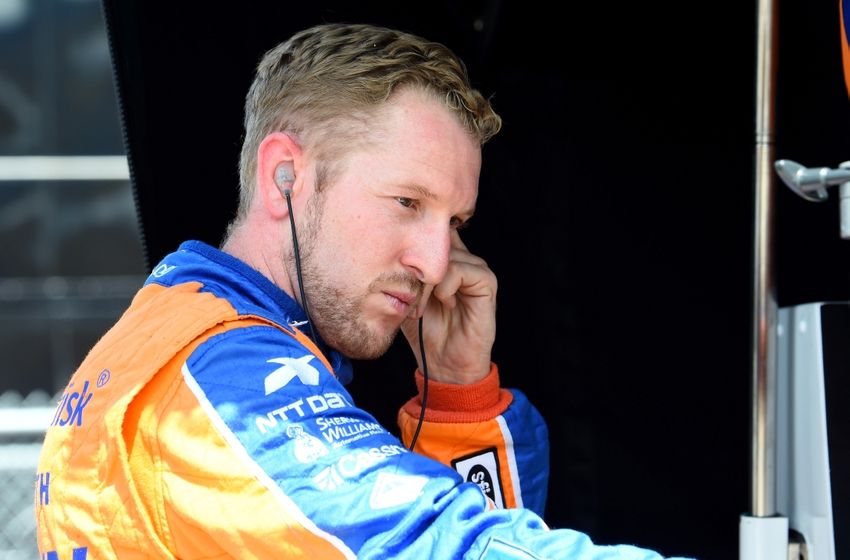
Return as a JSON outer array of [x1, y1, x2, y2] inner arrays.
[[774, 159, 850, 239]]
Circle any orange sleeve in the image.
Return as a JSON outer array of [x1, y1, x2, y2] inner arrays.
[[399, 363, 513, 423], [398, 364, 523, 509]]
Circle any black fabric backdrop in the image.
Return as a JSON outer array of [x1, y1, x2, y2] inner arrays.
[[102, 1, 850, 558]]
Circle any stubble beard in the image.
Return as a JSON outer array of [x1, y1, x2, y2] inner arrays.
[[290, 193, 420, 360]]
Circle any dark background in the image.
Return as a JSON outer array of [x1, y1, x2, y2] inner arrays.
[[102, 1, 850, 558]]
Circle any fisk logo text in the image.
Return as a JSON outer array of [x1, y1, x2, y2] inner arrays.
[[50, 380, 93, 428]]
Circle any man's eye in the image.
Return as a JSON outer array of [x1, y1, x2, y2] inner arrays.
[[396, 197, 416, 209]]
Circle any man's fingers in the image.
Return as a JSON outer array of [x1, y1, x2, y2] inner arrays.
[[411, 236, 494, 318], [448, 246, 487, 267], [411, 284, 435, 318], [432, 260, 496, 304], [409, 230, 496, 319]]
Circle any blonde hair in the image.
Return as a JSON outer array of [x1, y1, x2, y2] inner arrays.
[[236, 23, 502, 221]]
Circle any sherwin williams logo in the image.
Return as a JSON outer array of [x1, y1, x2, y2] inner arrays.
[[315, 416, 385, 447], [264, 355, 320, 395], [50, 380, 94, 427]]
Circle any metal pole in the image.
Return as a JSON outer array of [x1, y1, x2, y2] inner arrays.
[[752, 0, 779, 518]]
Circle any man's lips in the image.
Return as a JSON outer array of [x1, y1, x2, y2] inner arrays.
[[384, 290, 416, 305], [382, 290, 420, 314]]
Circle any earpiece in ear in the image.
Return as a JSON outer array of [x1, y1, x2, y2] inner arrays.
[[274, 164, 295, 188]]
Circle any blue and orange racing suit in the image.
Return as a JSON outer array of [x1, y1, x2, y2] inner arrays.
[[35, 240, 690, 559]]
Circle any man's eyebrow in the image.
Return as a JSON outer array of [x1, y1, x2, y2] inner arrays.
[[396, 183, 438, 201]]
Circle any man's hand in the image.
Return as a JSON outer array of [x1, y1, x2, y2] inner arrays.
[[401, 231, 496, 384]]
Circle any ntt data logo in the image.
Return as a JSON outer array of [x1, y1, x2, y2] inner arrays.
[[255, 391, 352, 435], [264, 355, 320, 395]]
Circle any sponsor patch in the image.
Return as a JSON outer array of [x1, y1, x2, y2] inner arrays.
[[286, 424, 329, 464], [255, 391, 353, 434], [264, 355, 320, 394], [314, 415, 386, 448], [313, 464, 345, 491], [369, 472, 428, 510], [37, 472, 50, 506], [50, 380, 94, 428], [151, 263, 176, 278], [311, 444, 407, 491], [41, 547, 88, 560], [451, 448, 505, 508]]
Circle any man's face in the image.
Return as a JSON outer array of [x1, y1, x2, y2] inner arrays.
[[295, 88, 481, 359]]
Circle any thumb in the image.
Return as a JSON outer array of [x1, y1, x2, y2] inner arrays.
[[400, 315, 424, 371], [401, 315, 420, 345]]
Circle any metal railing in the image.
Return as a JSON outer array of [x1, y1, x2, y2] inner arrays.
[[0, 396, 55, 560]]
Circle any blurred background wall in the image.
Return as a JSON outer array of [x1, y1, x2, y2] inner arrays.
[[0, 1, 144, 557]]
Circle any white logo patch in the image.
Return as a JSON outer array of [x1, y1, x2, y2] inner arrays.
[[369, 472, 428, 510], [286, 424, 328, 464], [452, 448, 505, 509], [313, 465, 344, 491], [310, 444, 407, 491], [152, 263, 176, 278], [264, 355, 320, 394], [255, 392, 353, 435]]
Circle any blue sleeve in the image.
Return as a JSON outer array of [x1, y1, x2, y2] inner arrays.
[[504, 388, 550, 516], [183, 325, 695, 559]]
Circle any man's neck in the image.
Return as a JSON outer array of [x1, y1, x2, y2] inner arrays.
[[221, 219, 298, 303]]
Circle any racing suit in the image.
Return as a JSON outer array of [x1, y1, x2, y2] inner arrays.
[[36, 240, 690, 559]]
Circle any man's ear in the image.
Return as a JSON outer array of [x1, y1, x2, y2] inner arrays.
[[256, 132, 304, 219]]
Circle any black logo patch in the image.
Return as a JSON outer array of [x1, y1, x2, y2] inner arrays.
[[451, 447, 505, 508]]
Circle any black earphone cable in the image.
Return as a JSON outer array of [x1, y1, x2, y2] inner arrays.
[[283, 186, 429, 453], [408, 316, 428, 452], [283, 189, 316, 342]]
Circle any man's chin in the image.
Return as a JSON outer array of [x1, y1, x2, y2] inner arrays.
[[322, 324, 399, 360]]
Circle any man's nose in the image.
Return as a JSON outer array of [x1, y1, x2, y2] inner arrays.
[[401, 224, 451, 286]]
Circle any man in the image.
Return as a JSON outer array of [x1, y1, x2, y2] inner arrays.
[[36, 23, 690, 559]]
